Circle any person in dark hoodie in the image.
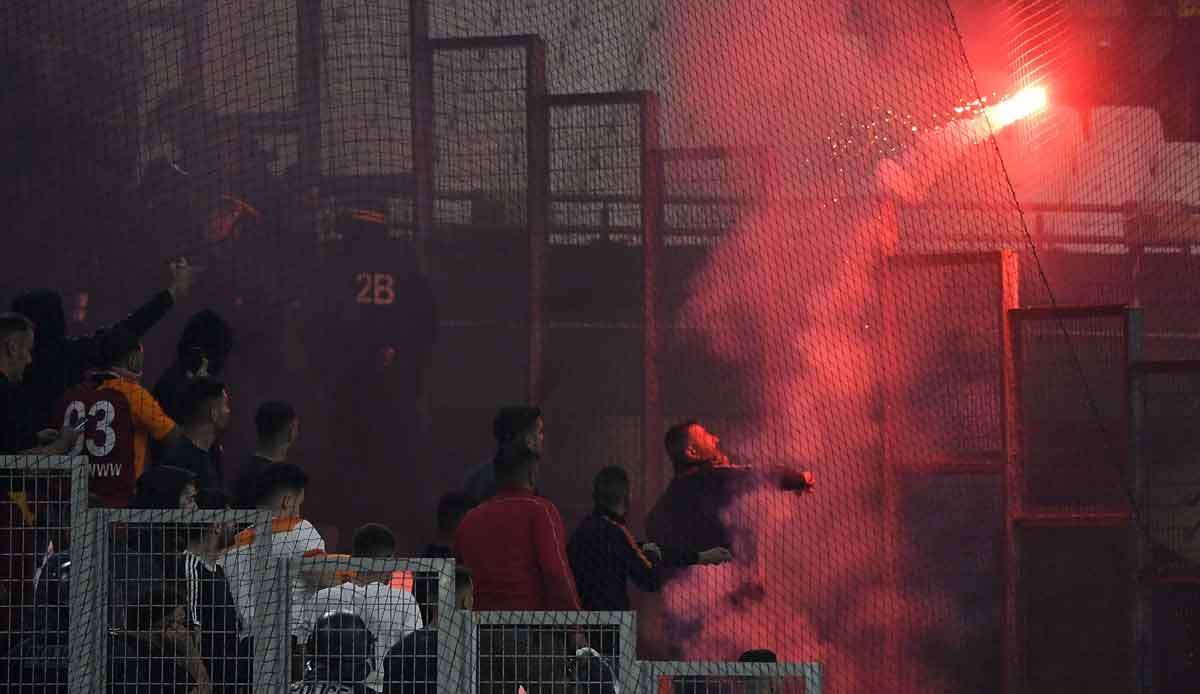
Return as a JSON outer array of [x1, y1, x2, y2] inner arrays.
[[153, 309, 234, 423], [10, 258, 195, 430]]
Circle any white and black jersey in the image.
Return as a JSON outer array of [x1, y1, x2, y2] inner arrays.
[[176, 551, 241, 690]]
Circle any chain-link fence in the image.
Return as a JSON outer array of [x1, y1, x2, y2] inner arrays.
[[5, 1, 1200, 693]]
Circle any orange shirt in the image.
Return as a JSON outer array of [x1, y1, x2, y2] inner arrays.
[[97, 378, 175, 480]]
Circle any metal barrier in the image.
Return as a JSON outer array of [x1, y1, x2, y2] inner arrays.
[[643, 661, 824, 694], [471, 610, 637, 694], [84, 507, 279, 693], [0, 455, 85, 694], [1, 456, 823, 693]]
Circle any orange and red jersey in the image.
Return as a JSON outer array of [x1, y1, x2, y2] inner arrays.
[[55, 374, 175, 507]]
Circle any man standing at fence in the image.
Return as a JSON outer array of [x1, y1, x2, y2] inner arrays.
[[645, 421, 814, 659], [456, 444, 581, 693], [568, 465, 732, 659]]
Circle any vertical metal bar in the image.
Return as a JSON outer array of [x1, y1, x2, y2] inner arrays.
[[877, 241, 904, 691], [618, 611, 640, 694], [1125, 308, 1148, 694], [94, 508, 112, 693], [1002, 304, 1024, 694], [996, 251, 1021, 694], [525, 37, 548, 405], [66, 457, 92, 694], [409, 0, 434, 265], [436, 559, 462, 693], [251, 518, 280, 693], [640, 91, 663, 528], [296, 0, 322, 186]]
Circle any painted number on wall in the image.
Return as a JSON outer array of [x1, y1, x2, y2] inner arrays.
[[355, 272, 395, 305]]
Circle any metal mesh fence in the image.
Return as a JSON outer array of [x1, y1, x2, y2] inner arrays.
[[4, 1, 1200, 693]]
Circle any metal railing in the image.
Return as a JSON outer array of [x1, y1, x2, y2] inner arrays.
[[1, 456, 824, 693]]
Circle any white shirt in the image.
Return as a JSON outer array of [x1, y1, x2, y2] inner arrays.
[[221, 517, 326, 640], [300, 581, 424, 693]]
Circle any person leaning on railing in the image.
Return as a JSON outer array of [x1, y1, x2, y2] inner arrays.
[[221, 463, 335, 689]]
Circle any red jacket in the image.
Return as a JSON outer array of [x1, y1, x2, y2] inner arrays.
[[455, 487, 582, 611]]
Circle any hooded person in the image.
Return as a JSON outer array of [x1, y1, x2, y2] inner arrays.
[[294, 612, 377, 694], [153, 309, 235, 422], [11, 258, 195, 430]]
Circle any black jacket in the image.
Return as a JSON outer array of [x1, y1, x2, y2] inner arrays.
[[566, 507, 697, 612], [644, 467, 759, 589], [11, 289, 174, 430], [0, 372, 37, 454]]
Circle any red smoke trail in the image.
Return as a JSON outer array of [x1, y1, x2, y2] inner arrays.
[[647, 1, 1024, 691]]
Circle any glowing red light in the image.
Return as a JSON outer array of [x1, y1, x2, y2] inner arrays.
[[984, 85, 1048, 129]]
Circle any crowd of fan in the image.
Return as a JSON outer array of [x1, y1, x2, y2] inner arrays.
[[0, 262, 808, 694]]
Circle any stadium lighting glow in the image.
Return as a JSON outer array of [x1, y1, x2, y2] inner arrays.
[[984, 85, 1047, 129]]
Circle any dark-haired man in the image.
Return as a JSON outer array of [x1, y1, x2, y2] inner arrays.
[[54, 327, 180, 507], [648, 422, 814, 562], [645, 420, 814, 658], [303, 523, 423, 693], [456, 446, 582, 693], [159, 378, 230, 494], [455, 445, 578, 612], [353, 523, 396, 558], [420, 492, 475, 559], [568, 465, 731, 613], [222, 462, 328, 686], [461, 406, 543, 503], [231, 400, 298, 508], [0, 313, 76, 455]]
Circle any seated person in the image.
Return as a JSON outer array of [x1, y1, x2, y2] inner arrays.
[[108, 587, 210, 694], [300, 524, 423, 693], [383, 568, 473, 694], [292, 613, 377, 694]]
